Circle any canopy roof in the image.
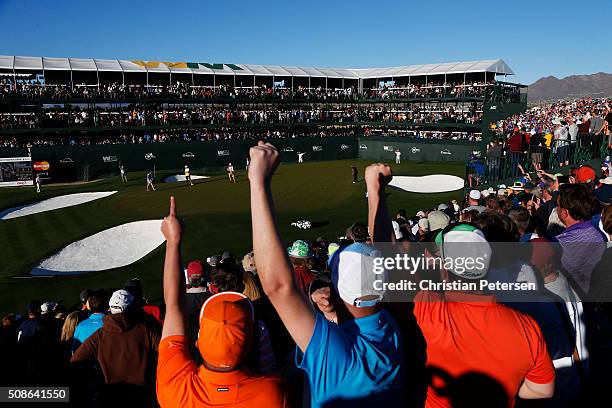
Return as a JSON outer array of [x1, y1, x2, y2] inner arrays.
[[0, 56, 515, 78]]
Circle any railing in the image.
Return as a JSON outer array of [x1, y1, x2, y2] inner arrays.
[[466, 135, 610, 187]]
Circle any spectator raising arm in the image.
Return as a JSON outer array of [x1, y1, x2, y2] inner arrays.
[[248, 141, 315, 352], [365, 163, 395, 243], [160, 196, 186, 340]]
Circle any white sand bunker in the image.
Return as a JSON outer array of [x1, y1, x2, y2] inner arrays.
[[164, 175, 210, 183], [31, 220, 165, 276], [0, 191, 117, 220], [389, 175, 465, 193]]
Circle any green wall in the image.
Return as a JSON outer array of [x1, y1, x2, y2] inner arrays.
[[0, 137, 358, 181], [356, 136, 483, 162]]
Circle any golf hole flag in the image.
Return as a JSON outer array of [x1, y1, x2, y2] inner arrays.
[[0, 157, 33, 187]]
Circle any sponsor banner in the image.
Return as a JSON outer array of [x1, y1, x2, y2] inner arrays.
[[0, 157, 33, 187], [312, 146, 323, 152], [182, 152, 195, 158], [145, 153, 156, 160], [411, 147, 421, 154], [217, 150, 230, 156], [340, 144, 349, 151], [440, 149, 452, 155], [59, 158, 74, 164], [359, 144, 368, 150], [33, 161, 50, 171], [102, 156, 118, 163], [383, 146, 394, 152], [283, 147, 294, 152]]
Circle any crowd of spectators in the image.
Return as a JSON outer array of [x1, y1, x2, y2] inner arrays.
[[0, 104, 483, 131], [370, 81, 494, 99], [0, 127, 358, 148], [0, 79, 498, 101], [476, 98, 612, 182], [1, 141, 611, 407]]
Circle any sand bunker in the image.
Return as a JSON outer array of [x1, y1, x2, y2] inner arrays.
[[31, 220, 165, 276], [0, 191, 117, 220], [164, 175, 210, 183], [388, 175, 464, 193]]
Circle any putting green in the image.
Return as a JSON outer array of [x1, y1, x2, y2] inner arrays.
[[0, 159, 465, 314]]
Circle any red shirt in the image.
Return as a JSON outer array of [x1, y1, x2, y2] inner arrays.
[[413, 291, 554, 408], [507, 133, 524, 152]]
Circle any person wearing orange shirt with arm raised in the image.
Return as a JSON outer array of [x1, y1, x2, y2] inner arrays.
[[156, 196, 288, 408]]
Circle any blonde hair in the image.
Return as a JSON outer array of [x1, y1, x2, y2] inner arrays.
[[60, 311, 85, 343], [243, 272, 262, 302]]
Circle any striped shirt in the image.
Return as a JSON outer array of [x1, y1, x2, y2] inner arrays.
[[556, 221, 607, 292]]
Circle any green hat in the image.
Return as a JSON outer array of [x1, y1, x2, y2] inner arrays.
[[288, 240, 312, 258]]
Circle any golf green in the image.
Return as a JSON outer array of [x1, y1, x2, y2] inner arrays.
[[0, 159, 465, 314]]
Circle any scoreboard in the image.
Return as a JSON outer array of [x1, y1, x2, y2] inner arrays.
[[0, 157, 33, 187]]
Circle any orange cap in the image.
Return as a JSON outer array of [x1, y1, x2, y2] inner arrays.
[[197, 292, 254, 369]]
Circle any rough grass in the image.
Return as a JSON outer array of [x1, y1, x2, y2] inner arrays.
[[0, 159, 465, 314]]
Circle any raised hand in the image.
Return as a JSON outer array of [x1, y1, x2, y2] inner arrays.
[[248, 141, 280, 185], [161, 196, 182, 246], [364, 163, 392, 192]]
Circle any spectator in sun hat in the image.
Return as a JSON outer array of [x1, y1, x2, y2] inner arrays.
[[288, 240, 316, 295], [71, 288, 160, 407], [248, 143, 404, 407], [465, 189, 485, 213], [157, 196, 287, 407], [510, 181, 525, 192]]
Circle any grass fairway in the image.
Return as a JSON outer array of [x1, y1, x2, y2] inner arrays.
[[0, 159, 465, 314]]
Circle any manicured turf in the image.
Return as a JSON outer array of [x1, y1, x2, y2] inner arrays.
[[0, 159, 465, 314]]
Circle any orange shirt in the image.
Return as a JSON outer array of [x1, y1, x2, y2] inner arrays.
[[413, 291, 554, 408], [156, 335, 288, 408]]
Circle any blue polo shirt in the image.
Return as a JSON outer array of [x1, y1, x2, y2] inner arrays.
[[296, 309, 404, 408], [72, 313, 105, 351]]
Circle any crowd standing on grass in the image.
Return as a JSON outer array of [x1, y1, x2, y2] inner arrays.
[[1, 135, 611, 407]]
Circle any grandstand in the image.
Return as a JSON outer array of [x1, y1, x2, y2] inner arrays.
[[0, 55, 526, 182]]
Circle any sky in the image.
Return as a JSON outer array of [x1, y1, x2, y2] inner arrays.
[[0, 0, 610, 84]]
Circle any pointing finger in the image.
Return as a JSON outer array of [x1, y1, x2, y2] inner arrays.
[[169, 196, 176, 217]]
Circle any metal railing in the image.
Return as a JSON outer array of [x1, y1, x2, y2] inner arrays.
[[466, 135, 610, 186]]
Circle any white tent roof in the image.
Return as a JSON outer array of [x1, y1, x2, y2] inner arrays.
[[0, 55, 515, 78], [69, 58, 97, 71], [0, 55, 14, 70], [14, 56, 43, 70], [43, 57, 71, 71]]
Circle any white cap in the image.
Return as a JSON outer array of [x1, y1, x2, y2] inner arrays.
[[469, 190, 481, 200], [41, 301, 57, 315], [418, 218, 430, 232], [332, 243, 385, 307], [481, 189, 490, 198], [439, 225, 491, 279], [391, 221, 404, 240], [109, 289, 134, 314]]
